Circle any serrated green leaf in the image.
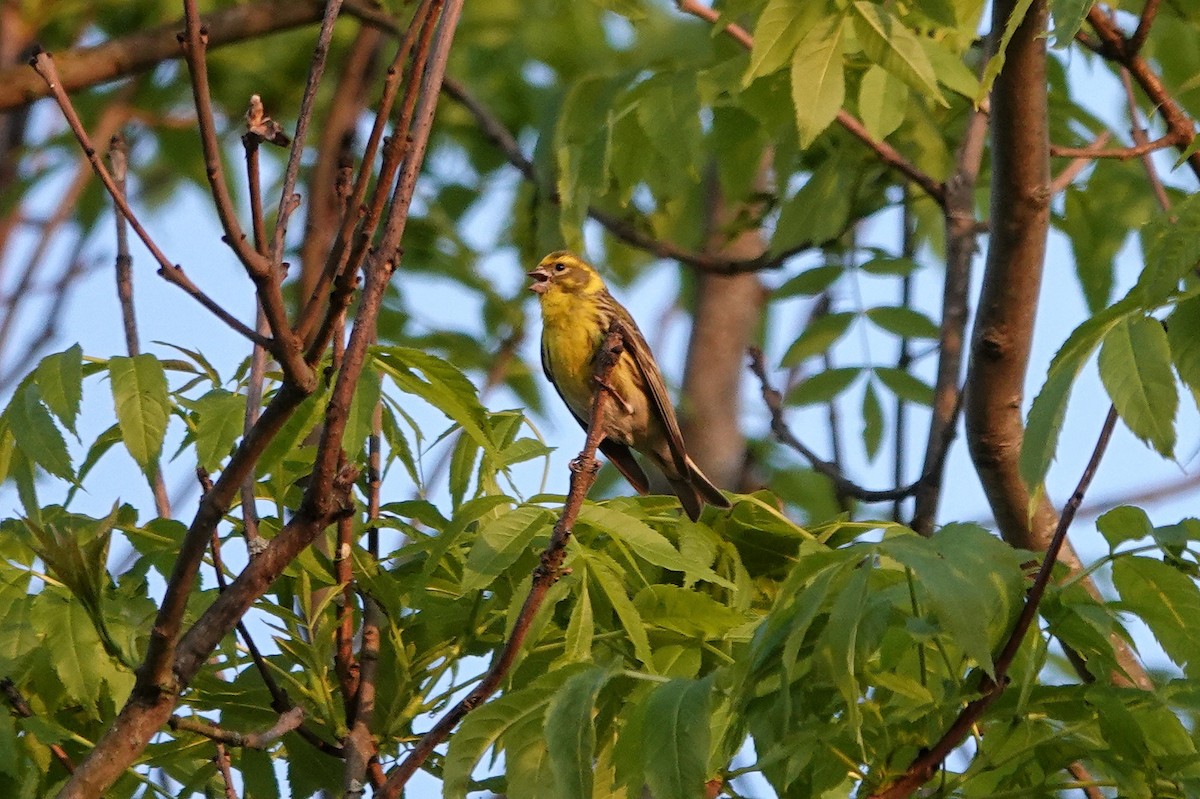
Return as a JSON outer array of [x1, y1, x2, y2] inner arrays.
[[1138, 196, 1200, 305], [579, 504, 731, 588], [633, 584, 747, 638], [976, 0, 1036, 102], [816, 560, 870, 730], [774, 264, 843, 298], [191, 389, 246, 472], [505, 714, 557, 799], [1168, 296, 1200, 404], [1098, 316, 1177, 458], [5, 382, 73, 481], [861, 379, 884, 460], [563, 568, 594, 663], [875, 366, 933, 405], [781, 312, 855, 367], [744, 0, 826, 85], [590, 557, 654, 666], [238, 749, 280, 799], [643, 677, 711, 799], [343, 362, 382, 458], [851, 2, 946, 105], [1096, 505, 1154, 551], [585, 0, 645, 21], [790, 14, 845, 148], [448, 432, 480, 509], [444, 668, 582, 799], [1113, 556, 1200, 678], [1021, 293, 1141, 488], [546, 667, 613, 799], [461, 505, 552, 593], [857, 65, 908, 140], [773, 152, 855, 251], [785, 366, 860, 406], [866, 306, 940, 339], [1049, 0, 1094, 47], [34, 345, 82, 435], [108, 354, 170, 472], [882, 525, 1024, 675], [918, 35, 980, 98]]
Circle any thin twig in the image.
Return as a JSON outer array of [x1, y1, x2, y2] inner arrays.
[[1, 677, 76, 773], [1120, 67, 1173, 214], [379, 323, 627, 797], [268, 0, 345, 267], [169, 707, 306, 750], [749, 348, 922, 502], [1050, 132, 1179, 160], [214, 743, 238, 799], [1129, 0, 1159, 55], [1048, 131, 1112, 195], [27, 50, 270, 348], [871, 406, 1119, 799]]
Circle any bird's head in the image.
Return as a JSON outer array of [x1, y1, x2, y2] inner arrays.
[[527, 251, 605, 298]]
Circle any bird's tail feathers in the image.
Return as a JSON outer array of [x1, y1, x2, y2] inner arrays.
[[667, 476, 703, 522], [685, 456, 731, 510]]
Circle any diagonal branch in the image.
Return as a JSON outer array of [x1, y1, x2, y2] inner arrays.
[[871, 406, 1119, 799], [27, 50, 269, 349], [379, 322, 627, 798]]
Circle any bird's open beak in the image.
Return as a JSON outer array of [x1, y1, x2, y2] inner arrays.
[[527, 267, 550, 294]]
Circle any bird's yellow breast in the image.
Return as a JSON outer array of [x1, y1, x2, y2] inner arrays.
[[540, 289, 604, 416]]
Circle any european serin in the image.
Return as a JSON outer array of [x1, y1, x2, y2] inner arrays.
[[528, 250, 731, 521]]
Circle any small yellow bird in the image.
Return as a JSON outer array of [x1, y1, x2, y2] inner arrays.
[[528, 250, 730, 521]]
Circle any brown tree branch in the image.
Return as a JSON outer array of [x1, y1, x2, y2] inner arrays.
[[871, 406, 1119, 799], [267, 0, 344, 268], [1048, 131, 1112, 195], [26, 50, 270, 349], [1120, 67, 1173, 214], [1050, 132, 1180, 160], [749, 348, 922, 502], [179, 0, 313, 390], [169, 706, 305, 749], [1129, 0, 1160, 55], [213, 743, 238, 799], [1, 677, 76, 774], [910, 70, 989, 534], [379, 322, 626, 798], [1085, 5, 1200, 182]]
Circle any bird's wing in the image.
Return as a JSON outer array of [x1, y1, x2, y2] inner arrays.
[[541, 334, 651, 494], [615, 311, 691, 478]]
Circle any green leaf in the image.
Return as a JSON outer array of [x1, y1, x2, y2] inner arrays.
[[238, 749, 280, 799], [815, 561, 870, 728], [857, 65, 908, 140], [545, 666, 613, 799], [443, 668, 581, 799], [865, 306, 940, 340], [190, 389, 245, 472], [376, 347, 499, 460], [1098, 316, 1177, 458], [633, 584, 748, 639], [1138, 195, 1200, 305], [461, 505, 552, 593], [256, 383, 329, 478], [774, 264, 843, 298], [882, 525, 1025, 675], [5, 383, 72, 481], [34, 345, 82, 435], [1096, 505, 1154, 551], [875, 366, 933, 405], [504, 715, 557, 799], [976, 0, 1036, 101], [861, 379, 884, 460], [1168, 296, 1200, 400], [580, 504, 729, 587], [1049, 0, 1094, 47], [590, 557, 654, 666], [744, 0, 825, 85], [918, 35, 981, 98], [1112, 556, 1200, 678], [785, 366, 860, 406], [585, 0, 645, 21], [642, 677, 711, 799], [108, 354, 170, 472], [343, 362, 382, 458], [1021, 294, 1141, 488], [850, 2, 946, 105], [563, 568, 594, 663], [790, 14, 845, 148], [781, 312, 855, 367]]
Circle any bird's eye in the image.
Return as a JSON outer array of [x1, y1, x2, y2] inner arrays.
[[553, 262, 566, 272]]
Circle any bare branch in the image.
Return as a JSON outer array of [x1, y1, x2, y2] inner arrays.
[[1, 677, 75, 774], [871, 407, 1119, 799], [749, 348, 922, 502], [1050, 131, 1180, 160], [169, 707, 305, 750], [1129, 0, 1160, 55], [1048, 131, 1112, 195], [380, 322, 627, 797], [1120, 67, 1173, 214], [26, 50, 270, 349]]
